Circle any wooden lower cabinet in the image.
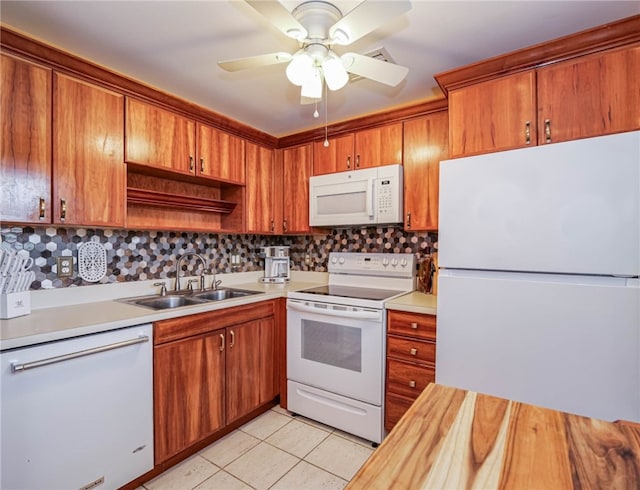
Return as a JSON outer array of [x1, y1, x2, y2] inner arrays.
[[153, 300, 278, 464], [385, 310, 437, 432]]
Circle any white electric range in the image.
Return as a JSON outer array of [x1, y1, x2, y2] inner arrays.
[[287, 252, 416, 444]]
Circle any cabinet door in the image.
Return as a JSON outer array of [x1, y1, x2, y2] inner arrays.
[[226, 321, 261, 424], [537, 46, 640, 145], [259, 316, 278, 404], [353, 123, 402, 169], [125, 98, 195, 175], [245, 142, 276, 233], [282, 144, 312, 234], [1, 53, 52, 224], [197, 123, 245, 184], [448, 71, 537, 157], [313, 133, 354, 175], [53, 73, 125, 227], [154, 332, 225, 464], [403, 112, 448, 231]]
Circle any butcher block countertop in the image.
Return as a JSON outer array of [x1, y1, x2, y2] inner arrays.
[[347, 383, 640, 490]]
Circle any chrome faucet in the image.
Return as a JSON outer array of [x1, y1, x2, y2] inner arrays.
[[209, 265, 222, 291], [175, 252, 206, 292]]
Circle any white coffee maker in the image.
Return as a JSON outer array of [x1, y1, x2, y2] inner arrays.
[[259, 246, 290, 284]]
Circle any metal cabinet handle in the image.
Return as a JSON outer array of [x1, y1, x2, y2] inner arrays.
[[219, 333, 225, 352], [11, 335, 149, 373], [410, 348, 417, 356], [525, 121, 531, 145], [200, 157, 205, 173], [229, 330, 235, 348], [545, 119, 551, 143], [406, 211, 411, 229], [60, 199, 66, 222], [38, 197, 46, 220], [270, 219, 275, 233], [346, 155, 351, 169], [189, 155, 194, 172], [410, 322, 418, 329], [283, 219, 288, 233], [409, 380, 416, 388], [356, 154, 360, 168]]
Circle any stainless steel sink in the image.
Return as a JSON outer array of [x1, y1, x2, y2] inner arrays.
[[193, 288, 260, 301], [119, 287, 262, 310], [132, 295, 207, 310]]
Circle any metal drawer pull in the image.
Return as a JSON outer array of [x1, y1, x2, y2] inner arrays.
[[189, 155, 194, 171], [11, 335, 149, 373], [410, 322, 418, 329], [39, 197, 46, 219], [409, 380, 416, 388], [346, 155, 351, 169], [229, 330, 235, 348], [545, 119, 551, 143], [410, 348, 417, 356], [525, 121, 531, 145], [406, 211, 411, 229], [219, 333, 225, 352], [60, 199, 66, 222], [200, 157, 205, 173]]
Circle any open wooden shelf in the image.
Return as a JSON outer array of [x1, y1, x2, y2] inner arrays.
[[127, 187, 237, 214]]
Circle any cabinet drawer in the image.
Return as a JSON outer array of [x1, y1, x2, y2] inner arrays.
[[388, 310, 436, 340], [387, 335, 436, 364], [384, 392, 415, 432], [387, 359, 435, 399]]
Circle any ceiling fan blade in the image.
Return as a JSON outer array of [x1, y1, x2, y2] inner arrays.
[[245, 0, 308, 40], [300, 94, 319, 105], [218, 52, 292, 72], [341, 52, 408, 87], [330, 0, 411, 45]]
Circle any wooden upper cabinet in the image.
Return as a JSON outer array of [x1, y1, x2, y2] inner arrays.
[[197, 123, 245, 184], [354, 123, 403, 169], [53, 73, 125, 227], [537, 46, 640, 145], [1, 53, 52, 224], [282, 144, 312, 234], [403, 111, 449, 231], [245, 142, 276, 234], [313, 133, 354, 175], [125, 98, 195, 175], [448, 71, 537, 158]]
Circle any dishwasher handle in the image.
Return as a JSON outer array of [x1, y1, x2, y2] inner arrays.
[[287, 300, 381, 320], [11, 335, 150, 373]]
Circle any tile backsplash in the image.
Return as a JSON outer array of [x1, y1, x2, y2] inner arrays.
[[0, 226, 437, 290]]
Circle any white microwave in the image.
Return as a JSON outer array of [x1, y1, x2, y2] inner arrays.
[[309, 164, 403, 227]]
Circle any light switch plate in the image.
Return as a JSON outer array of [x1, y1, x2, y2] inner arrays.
[[56, 256, 74, 278]]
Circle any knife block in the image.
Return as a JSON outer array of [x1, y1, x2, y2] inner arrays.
[[0, 291, 31, 319]]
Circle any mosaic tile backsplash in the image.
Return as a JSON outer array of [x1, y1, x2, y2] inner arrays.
[[0, 226, 437, 290]]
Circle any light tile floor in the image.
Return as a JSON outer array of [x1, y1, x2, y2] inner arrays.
[[142, 406, 375, 490]]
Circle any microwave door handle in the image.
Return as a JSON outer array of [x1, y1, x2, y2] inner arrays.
[[287, 301, 380, 320], [367, 178, 375, 217]]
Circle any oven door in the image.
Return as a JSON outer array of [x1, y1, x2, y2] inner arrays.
[[286, 298, 385, 405]]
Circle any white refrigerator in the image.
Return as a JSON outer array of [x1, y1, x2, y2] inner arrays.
[[436, 130, 640, 422]]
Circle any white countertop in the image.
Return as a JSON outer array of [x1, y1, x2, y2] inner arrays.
[[2, 272, 438, 351], [386, 291, 437, 315], [0, 271, 327, 351]]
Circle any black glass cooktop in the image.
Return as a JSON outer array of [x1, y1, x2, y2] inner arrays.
[[297, 285, 404, 301]]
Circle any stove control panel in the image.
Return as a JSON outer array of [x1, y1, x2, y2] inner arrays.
[[328, 252, 415, 278]]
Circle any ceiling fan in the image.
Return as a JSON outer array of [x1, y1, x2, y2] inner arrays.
[[218, 0, 412, 102]]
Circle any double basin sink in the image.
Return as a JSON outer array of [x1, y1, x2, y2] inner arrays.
[[120, 287, 262, 311]]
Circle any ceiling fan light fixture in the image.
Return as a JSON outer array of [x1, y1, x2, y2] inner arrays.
[[286, 51, 313, 86], [300, 67, 323, 99], [322, 52, 348, 91]]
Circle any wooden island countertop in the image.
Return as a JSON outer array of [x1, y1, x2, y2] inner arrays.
[[347, 383, 640, 489]]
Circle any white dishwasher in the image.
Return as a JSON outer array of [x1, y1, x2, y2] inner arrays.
[[1, 323, 154, 490]]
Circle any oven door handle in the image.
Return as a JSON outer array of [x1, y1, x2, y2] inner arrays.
[[287, 301, 381, 320]]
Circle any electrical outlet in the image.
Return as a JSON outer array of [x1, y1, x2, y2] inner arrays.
[[57, 256, 74, 278]]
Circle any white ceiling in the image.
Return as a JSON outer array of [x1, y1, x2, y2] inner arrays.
[[1, 1, 638, 138]]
